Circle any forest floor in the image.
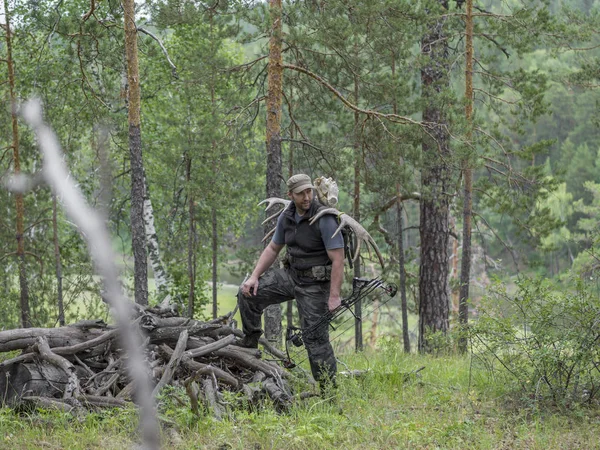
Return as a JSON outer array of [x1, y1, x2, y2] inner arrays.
[[1, 343, 599, 450]]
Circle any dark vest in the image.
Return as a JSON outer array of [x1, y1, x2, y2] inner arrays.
[[282, 199, 331, 271]]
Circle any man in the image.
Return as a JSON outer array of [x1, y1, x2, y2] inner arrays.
[[237, 174, 345, 385]]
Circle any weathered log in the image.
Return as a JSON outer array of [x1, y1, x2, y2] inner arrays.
[[185, 334, 235, 359], [144, 303, 179, 318], [116, 380, 135, 400], [0, 312, 308, 416], [0, 329, 118, 370], [202, 377, 224, 420], [85, 357, 122, 390], [152, 329, 188, 396], [1, 361, 67, 406], [241, 382, 262, 404], [0, 327, 105, 353], [213, 346, 286, 378], [73, 355, 95, 378], [216, 326, 288, 361], [184, 377, 200, 415], [263, 377, 293, 411], [93, 372, 121, 396], [33, 336, 81, 401], [78, 394, 127, 408], [147, 324, 220, 345], [140, 315, 194, 330], [0, 352, 35, 369], [19, 393, 126, 411], [240, 372, 268, 405], [53, 329, 118, 356], [159, 344, 240, 388], [21, 396, 75, 412]]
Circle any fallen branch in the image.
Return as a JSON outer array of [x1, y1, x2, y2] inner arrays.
[[152, 329, 188, 396]]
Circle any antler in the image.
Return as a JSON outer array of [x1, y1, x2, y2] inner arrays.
[[309, 208, 385, 268], [257, 198, 291, 243]]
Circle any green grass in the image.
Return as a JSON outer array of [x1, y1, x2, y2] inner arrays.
[[1, 343, 599, 449]]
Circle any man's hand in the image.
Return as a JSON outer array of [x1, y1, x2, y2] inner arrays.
[[241, 275, 259, 297], [240, 242, 283, 298], [328, 295, 342, 312]]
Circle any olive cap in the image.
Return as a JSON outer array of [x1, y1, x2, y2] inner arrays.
[[286, 174, 314, 194]]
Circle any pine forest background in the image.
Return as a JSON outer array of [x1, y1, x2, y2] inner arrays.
[[0, 0, 599, 353]]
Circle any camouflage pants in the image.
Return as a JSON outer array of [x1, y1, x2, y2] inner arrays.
[[237, 267, 337, 383]]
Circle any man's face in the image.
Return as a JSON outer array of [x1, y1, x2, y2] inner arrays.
[[288, 188, 313, 213]]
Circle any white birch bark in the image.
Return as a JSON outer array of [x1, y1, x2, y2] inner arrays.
[[143, 173, 172, 306]]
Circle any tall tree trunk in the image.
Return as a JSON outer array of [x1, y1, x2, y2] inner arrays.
[[458, 0, 474, 353], [264, 0, 283, 347], [392, 51, 410, 353], [4, 0, 31, 327], [286, 91, 295, 329], [185, 154, 196, 318], [143, 174, 171, 303], [450, 213, 459, 313], [397, 199, 410, 353], [212, 205, 218, 319], [52, 195, 65, 326], [353, 72, 363, 352], [418, 0, 451, 353], [123, 0, 148, 306], [209, 16, 219, 320]]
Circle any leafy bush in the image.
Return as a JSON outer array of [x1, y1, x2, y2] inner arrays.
[[470, 275, 600, 408]]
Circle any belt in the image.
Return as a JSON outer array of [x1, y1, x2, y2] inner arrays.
[[291, 265, 332, 281], [294, 268, 315, 278]]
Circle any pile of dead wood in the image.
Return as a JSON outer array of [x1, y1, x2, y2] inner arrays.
[[0, 306, 308, 418]]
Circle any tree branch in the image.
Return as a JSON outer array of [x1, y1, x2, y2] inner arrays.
[[283, 63, 423, 127], [138, 27, 178, 78], [22, 99, 160, 449]]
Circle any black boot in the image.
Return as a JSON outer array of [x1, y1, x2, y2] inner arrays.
[[234, 332, 262, 349]]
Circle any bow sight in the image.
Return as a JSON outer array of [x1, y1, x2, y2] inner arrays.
[[283, 277, 397, 368]]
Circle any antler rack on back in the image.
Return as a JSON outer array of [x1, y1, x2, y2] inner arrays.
[[257, 198, 386, 269], [283, 277, 398, 368]]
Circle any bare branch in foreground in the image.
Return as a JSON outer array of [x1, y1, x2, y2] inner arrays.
[[21, 99, 160, 450]]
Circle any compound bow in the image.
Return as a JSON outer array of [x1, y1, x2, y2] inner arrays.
[[283, 277, 398, 369]]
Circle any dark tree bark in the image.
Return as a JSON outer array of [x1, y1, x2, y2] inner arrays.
[[264, 0, 284, 346], [53, 195, 65, 326], [4, 0, 31, 328], [391, 52, 411, 353], [418, 0, 451, 353], [353, 73, 363, 352], [286, 91, 295, 329], [123, 0, 148, 306], [210, 19, 219, 320], [458, 0, 474, 353], [212, 205, 218, 319], [397, 200, 411, 353], [186, 153, 196, 318]]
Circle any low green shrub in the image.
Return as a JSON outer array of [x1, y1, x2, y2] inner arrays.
[[471, 275, 600, 408]]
